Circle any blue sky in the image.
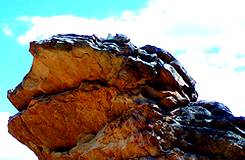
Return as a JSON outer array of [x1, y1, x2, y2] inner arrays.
[[0, 0, 245, 159]]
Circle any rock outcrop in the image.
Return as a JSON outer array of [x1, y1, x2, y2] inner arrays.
[[8, 34, 244, 160]]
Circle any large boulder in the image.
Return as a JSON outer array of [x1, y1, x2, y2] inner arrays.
[[8, 34, 244, 160]]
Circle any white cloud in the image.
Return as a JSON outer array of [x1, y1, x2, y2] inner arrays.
[[177, 51, 245, 116], [16, 0, 245, 116], [2, 25, 14, 36], [0, 112, 37, 160]]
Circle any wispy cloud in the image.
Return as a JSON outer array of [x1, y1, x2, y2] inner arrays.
[[0, 112, 37, 160], [2, 25, 14, 36], [16, 0, 245, 116]]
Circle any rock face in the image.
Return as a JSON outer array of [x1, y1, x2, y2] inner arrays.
[[8, 34, 244, 160]]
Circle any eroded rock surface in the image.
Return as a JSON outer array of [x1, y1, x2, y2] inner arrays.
[[8, 34, 244, 160]]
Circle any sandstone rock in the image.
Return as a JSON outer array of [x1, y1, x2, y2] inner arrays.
[[8, 34, 197, 111], [8, 34, 244, 160]]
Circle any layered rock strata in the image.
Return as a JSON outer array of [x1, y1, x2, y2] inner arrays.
[[8, 34, 244, 160]]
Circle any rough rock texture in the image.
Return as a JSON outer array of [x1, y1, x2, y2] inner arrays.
[[8, 34, 244, 160]]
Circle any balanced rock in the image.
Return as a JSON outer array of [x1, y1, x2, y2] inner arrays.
[[8, 34, 244, 160]]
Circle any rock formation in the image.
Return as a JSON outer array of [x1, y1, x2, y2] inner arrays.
[[8, 34, 244, 160]]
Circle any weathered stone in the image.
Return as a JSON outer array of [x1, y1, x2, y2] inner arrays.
[[9, 85, 139, 151], [7, 34, 197, 111], [7, 34, 244, 160]]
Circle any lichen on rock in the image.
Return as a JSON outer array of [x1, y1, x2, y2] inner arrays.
[[8, 34, 244, 160]]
